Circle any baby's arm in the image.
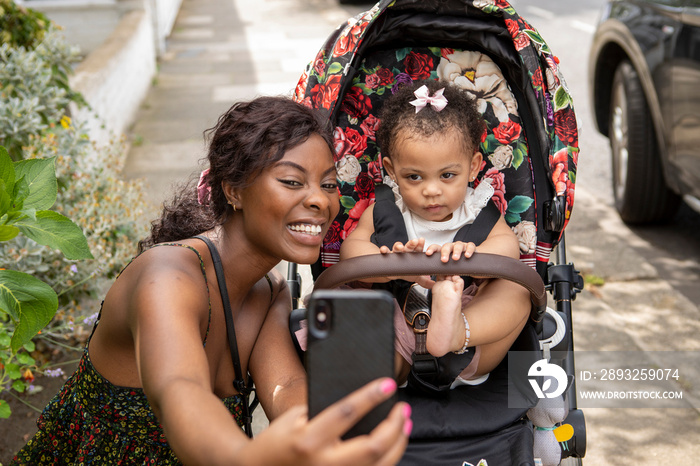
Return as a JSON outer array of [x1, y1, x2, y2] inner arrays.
[[451, 217, 527, 375], [460, 277, 530, 376], [340, 203, 382, 260], [340, 205, 432, 286], [425, 216, 525, 367], [475, 215, 520, 259], [340, 204, 391, 284]]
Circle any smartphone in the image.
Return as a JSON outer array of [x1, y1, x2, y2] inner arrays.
[[306, 288, 396, 439]]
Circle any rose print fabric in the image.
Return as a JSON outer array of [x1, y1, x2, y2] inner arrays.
[[294, 0, 579, 272]]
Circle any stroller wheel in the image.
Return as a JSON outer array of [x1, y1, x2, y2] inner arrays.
[[608, 60, 680, 224]]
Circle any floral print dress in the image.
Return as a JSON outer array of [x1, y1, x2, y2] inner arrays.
[[11, 244, 246, 465]]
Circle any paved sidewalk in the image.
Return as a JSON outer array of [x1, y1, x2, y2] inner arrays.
[[124, 0, 365, 201], [123, 0, 700, 464]]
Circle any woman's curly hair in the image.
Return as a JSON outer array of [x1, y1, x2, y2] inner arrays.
[[139, 96, 334, 251], [376, 79, 485, 160]]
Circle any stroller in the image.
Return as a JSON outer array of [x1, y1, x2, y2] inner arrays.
[[289, 1, 586, 464]]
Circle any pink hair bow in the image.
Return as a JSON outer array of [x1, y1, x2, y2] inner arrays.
[[409, 85, 448, 113], [197, 168, 211, 206]]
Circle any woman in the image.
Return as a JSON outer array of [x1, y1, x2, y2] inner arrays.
[[12, 97, 411, 465]]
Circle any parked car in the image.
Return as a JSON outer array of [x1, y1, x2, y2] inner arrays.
[[589, 0, 700, 223]]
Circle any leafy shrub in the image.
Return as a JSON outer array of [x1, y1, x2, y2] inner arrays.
[[0, 123, 151, 419], [9, 124, 152, 324], [0, 145, 93, 418], [0, 1, 152, 417], [0, 0, 50, 49], [0, 22, 82, 161]]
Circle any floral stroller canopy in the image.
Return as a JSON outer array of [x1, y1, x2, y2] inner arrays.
[[294, 0, 579, 275]]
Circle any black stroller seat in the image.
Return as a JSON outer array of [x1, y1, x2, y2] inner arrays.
[[398, 323, 539, 465]]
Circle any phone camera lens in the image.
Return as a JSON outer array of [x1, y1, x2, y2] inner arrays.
[[314, 300, 332, 332]]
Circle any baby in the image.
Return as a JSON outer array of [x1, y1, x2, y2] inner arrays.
[[340, 80, 530, 388]]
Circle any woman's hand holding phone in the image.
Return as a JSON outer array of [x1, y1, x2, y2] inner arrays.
[[239, 289, 409, 464], [238, 378, 411, 466]]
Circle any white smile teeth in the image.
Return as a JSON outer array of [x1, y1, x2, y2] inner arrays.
[[288, 224, 322, 235]]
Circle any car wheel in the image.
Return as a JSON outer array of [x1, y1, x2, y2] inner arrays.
[[608, 60, 680, 223]]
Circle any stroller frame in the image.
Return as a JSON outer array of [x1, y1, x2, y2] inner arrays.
[[288, 1, 586, 464]]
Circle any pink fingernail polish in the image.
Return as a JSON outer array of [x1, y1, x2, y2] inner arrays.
[[403, 419, 413, 436], [380, 378, 397, 394], [402, 403, 412, 419]]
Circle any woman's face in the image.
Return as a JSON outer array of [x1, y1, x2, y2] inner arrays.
[[236, 134, 339, 265]]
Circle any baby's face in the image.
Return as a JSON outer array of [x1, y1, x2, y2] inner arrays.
[[383, 130, 482, 222]]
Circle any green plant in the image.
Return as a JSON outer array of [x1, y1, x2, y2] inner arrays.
[[0, 23, 82, 161], [20, 128, 151, 307], [583, 273, 605, 287], [1, 0, 149, 325], [0, 145, 92, 418], [0, 0, 50, 49], [0, 0, 151, 420]]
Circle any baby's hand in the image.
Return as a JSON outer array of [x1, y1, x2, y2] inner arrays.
[[425, 241, 477, 263], [379, 239, 434, 287], [379, 238, 426, 255]]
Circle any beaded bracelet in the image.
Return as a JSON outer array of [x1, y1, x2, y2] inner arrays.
[[453, 313, 471, 354]]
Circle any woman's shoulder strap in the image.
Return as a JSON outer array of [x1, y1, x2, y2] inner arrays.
[[263, 273, 274, 303], [193, 235, 255, 437], [89, 242, 212, 345], [192, 236, 248, 390], [151, 242, 207, 275]]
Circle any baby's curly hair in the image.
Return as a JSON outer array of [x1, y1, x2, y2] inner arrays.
[[376, 80, 485, 160]]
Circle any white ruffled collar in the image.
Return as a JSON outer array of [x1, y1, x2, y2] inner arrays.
[[382, 175, 495, 232]]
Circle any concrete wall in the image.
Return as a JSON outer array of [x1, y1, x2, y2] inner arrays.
[[148, 0, 183, 56], [18, 0, 123, 57], [19, 0, 183, 56], [68, 9, 156, 146], [17, 0, 183, 145]]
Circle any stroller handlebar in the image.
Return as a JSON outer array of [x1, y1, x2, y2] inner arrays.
[[313, 253, 547, 321]]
